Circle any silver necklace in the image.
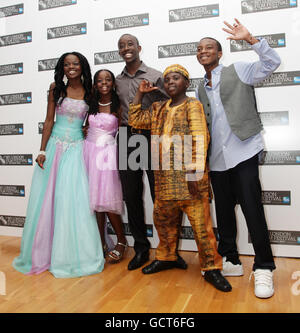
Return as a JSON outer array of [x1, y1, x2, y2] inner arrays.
[[98, 101, 112, 107]]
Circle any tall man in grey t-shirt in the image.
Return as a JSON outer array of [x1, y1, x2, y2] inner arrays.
[[116, 34, 170, 270]]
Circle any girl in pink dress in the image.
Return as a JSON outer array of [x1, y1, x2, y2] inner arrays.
[[83, 69, 126, 263]]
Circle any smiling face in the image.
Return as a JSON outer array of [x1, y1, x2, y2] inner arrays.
[[63, 54, 82, 80], [196, 38, 222, 69], [118, 34, 141, 64], [163, 72, 189, 98], [95, 70, 114, 96]]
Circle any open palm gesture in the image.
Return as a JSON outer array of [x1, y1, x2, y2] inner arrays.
[[223, 18, 252, 42]]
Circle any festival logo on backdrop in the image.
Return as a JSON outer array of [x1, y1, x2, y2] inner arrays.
[[0, 32, 31, 47], [249, 230, 300, 245], [259, 111, 289, 126], [259, 151, 300, 165], [0, 154, 32, 166], [254, 71, 300, 87], [261, 191, 291, 205], [0, 3, 23, 17], [104, 13, 149, 31], [38, 58, 59, 71], [241, 0, 297, 14], [158, 42, 198, 58], [179, 226, 218, 240], [230, 33, 286, 52], [0, 215, 25, 228], [169, 4, 219, 22], [235, 190, 291, 205], [0, 63, 23, 76], [38, 0, 77, 10], [94, 51, 123, 65], [0, 185, 25, 197], [180, 226, 195, 240], [47, 23, 86, 39], [0, 124, 23, 136], [0, 92, 31, 106], [188, 78, 205, 92]]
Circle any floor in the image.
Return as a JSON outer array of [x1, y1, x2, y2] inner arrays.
[[0, 235, 300, 313]]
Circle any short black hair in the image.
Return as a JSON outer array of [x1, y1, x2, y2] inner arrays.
[[200, 37, 222, 52], [118, 33, 140, 46]]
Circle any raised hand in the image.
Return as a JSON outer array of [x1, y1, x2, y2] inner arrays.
[[223, 18, 257, 44], [138, 79, 158, 94], [133, 79, 159, 105]]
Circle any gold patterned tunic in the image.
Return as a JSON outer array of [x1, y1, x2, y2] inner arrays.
[[129, 97, 210, 201]]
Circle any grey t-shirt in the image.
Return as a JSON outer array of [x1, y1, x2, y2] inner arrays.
[[116, 61, 168, 126]]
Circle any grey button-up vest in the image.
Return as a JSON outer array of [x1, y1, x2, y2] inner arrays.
[[197, 64, 263, 141]]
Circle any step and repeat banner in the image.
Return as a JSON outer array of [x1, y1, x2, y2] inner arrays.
[[0, 0, 299, 257]]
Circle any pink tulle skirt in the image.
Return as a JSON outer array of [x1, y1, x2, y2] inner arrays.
[[83, 131, 124, 215]]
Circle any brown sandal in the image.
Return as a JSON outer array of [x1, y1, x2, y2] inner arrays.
[[107, 242, 127, 263]]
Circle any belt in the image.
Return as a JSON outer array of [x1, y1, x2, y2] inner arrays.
[[86, 127, 116, 146]]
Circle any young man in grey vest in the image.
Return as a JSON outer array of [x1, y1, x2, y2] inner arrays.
[[196, 19, 281, 298]]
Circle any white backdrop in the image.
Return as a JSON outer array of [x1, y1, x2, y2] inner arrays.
[[0, 0, 300, 258]]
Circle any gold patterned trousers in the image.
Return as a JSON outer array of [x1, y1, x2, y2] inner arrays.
[[153, 192, 222, 271]]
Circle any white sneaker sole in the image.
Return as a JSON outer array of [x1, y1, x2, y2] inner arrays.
[[221, 270, 244, 277], [255, 289, 274, 298], [252, 269, 274, 298], [221, 263, 244, 277]]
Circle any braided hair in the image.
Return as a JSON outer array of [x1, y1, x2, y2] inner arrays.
[[53, 52, 92, 105], [88, 69, 120, 118]]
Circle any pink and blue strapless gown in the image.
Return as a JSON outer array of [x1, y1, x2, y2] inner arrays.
[[83, 113, 124, 215], [13, 97, 105, 278]]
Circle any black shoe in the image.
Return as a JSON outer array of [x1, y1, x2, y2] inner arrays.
[[204, 269, 232, 292], [174, 255, 188, 269], [142, 260, 177, 274], [128, 252, 149, 271]]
